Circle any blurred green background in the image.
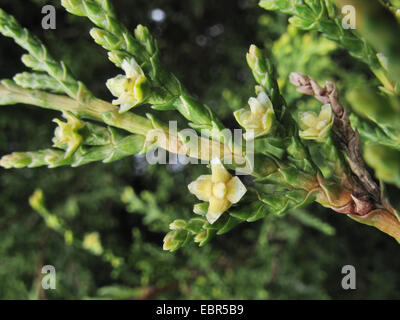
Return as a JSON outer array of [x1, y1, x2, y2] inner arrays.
[[0, 0, 399, 299]]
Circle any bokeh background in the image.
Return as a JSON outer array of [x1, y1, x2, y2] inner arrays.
[[0, 0, 399, 299]]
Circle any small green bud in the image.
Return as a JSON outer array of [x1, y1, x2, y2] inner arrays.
[[106, 58, 150, 112], [245, 45, 277, 91], [299, 104, 333, 142], [21, 54, 40, 70], [52, 111, 85, 158], [169, 219, 187, 230], [134, 24, 157, 55], [0, 152, 32, 169], [82, 232, 104, 255], [193, 203, 208, 216], [246, 45, 264, 73], [234, 90, 275, 140], [64, 230, 74, 245], [163, 230, 187, 252], [194, 230, 209, 246], [120, 186, 135, 204], [109, 256, 123, 269], [14, 72, 64, 93], [89, 28, 121, 50], [45, 215, 62, 230], [107, 50, 130, 67], [163, 231, 179, 251], [134, 25, 149, 43], [61, 0, 87, 16], [83, 0, 104, 19], [29, 189, 45, 211]]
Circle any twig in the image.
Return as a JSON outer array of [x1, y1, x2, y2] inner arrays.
[[289, 72, 379, 212]]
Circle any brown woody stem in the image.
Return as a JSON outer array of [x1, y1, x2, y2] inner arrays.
[[289, 72, 400, 242]]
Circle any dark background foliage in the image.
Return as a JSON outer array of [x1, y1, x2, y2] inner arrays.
[[0, 0, 399, 299]]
